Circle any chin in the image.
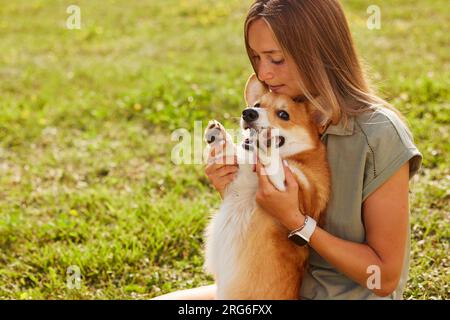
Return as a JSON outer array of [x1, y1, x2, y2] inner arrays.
[[273, 88, 295, 98]]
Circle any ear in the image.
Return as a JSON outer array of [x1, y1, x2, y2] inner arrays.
[[305, 101, 330, 133], [244, 73, 269, 106]]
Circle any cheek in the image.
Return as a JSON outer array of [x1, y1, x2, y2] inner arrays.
[[277, 86, 298, 99], [286, 84, 303, 98], [283, 64, 303, 92], [276, 64, 291, 80], [280, 128, 315, 156]]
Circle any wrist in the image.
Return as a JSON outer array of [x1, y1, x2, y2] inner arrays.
[[285, 209, 306, 231], [288, 215, 317, 247]]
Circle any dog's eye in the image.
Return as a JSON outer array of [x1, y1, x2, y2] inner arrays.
[[254, 103, 261, 108], [277, 110, 289, 121]]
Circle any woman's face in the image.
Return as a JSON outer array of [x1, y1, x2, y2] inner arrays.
[[247, 19, 303, 99]]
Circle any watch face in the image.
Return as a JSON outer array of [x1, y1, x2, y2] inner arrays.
[[289, 234, 308, 247]]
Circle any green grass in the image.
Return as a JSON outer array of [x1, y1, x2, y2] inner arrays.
[[0, 0, 448, 299]]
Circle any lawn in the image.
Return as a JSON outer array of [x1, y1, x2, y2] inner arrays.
[[0, 0, 448, 299]]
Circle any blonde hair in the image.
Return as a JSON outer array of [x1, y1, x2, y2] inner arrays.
[[244, 0, 407, 127]]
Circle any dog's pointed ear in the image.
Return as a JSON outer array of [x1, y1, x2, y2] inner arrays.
[[305, 101, 331, 134], [244, 73, 269, 107]]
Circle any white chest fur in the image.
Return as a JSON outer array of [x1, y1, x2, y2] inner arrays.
[[203, 147, 259, 291]]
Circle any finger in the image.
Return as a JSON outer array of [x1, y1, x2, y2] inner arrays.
[[208, 155, 238, 166], [206, 162, 236, 176], [222, 173, 236, 184], [216, 165, 239, 177], [205, 162, 238, 176], [217, 172, 236, 190]]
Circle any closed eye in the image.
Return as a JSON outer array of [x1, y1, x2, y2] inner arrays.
[[277, 110, 289, 121], [271, 59, 284, 65], [251, 55, 285, 65]]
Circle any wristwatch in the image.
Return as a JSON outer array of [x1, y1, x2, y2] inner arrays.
[[288, 216, 317, 246]]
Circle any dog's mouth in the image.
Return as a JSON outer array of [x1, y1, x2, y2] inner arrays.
[[242, 137, 253, 151], [242, 126, 257, 151], [255, 135, 286, 149], [277, 136, 286, 148], [243, 125, 261, 134], [241, 127, 286, 150]]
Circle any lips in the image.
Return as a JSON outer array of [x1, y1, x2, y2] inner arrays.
[[268, 84, 284, 92]]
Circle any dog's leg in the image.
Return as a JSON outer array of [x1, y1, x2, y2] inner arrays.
[[203, 120, 237, 281], [257, 128, 286, 191]]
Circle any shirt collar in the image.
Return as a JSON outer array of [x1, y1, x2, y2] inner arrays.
[[321, 116, 355, 138]]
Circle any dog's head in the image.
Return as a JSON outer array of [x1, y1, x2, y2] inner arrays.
[[240, 74, 326, 157]]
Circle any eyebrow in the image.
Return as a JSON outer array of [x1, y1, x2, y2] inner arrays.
[[249, 47, 281, 54]]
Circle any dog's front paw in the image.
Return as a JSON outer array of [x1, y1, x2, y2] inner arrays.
[[205, 120, 226, 145], [204, 120, 235, 158]]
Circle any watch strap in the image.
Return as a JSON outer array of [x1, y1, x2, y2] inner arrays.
[[288, 216, 307, 238], [299, 216, 317, 242]]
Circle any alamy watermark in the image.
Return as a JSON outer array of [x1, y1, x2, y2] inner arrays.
[[66, 5, 81, 30], [366, 265, 381, 290], [367, 5, 381, 30], [67, 265, 81, 289]]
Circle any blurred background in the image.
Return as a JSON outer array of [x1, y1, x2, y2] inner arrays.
[[0, 0, 448, 299]]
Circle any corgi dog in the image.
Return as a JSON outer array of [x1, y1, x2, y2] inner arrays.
[[203, 74, 330, 300]]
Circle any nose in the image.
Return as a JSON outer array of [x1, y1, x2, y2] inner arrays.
[[242, 108, 259, 122], [257, 60, 274, 82]]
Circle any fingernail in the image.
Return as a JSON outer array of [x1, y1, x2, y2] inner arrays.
[[283, 160, 288, 166]]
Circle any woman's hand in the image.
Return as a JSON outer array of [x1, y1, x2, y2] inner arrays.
[[254, 160, 305, 231], [205, 143, 238, 199]]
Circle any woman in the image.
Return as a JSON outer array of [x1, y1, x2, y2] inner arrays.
[[153, 0, 422, 299]]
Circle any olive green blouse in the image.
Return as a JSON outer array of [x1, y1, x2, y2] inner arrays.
[[300, 106, 423, 300]]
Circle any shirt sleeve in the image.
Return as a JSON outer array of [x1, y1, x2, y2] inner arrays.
[[361, 110, 423, 202]]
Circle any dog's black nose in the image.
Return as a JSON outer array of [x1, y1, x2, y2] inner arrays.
[[242, 109, 259, 123]]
